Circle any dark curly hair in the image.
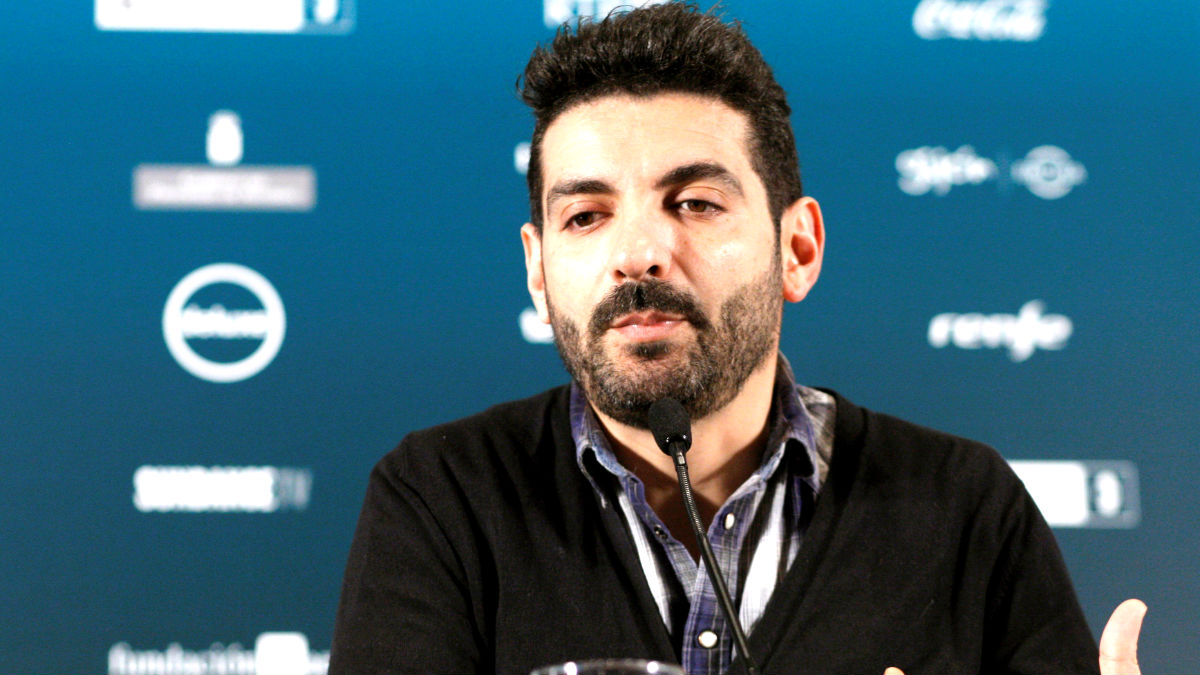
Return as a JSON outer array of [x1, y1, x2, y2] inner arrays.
[[519, 2, 802, 233]]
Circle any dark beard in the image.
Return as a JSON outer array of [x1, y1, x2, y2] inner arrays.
[[547, 266, 781, 429]]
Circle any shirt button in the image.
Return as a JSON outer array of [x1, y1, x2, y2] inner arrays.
[[724, 513, 736, 530], [653, 525, 667, 539], [697, 630, 719, 649]]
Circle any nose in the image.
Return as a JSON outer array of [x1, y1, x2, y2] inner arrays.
[[608, 212, 674, 283]]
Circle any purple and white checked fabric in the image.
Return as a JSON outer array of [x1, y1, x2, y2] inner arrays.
[[572, 355, 835, 675]]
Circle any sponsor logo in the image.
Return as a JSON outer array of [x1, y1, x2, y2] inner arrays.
[[519, 307, 555, 344], [133, 110, 316, 211], [207, 111, 244, 166], [543, 0, 666, 29], [896, 144, 1085, 199], [108, 632, 328, 675], [1010, 145, 1088, 199], [913, 0, 1046, 41], [133, 465, 312, 513], [514, 141, 531, 176], [163, 263, 286, 383], [896, 145, 997, 196], [1009, 460, 1140, 528], [96, 0, 355, 34], [927, 300, 1072, 362]]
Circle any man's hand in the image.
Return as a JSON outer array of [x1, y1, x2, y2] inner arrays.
[[1099, 598, 1147, 675], [882, 599, 1148, 675]]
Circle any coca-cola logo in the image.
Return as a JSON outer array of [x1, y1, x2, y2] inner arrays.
[[913, 0, 1046, 41]]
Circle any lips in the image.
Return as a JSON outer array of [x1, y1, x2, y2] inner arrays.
[[610, 311, 684, 329], [586, 279, 711, 341], [610, 311, 686, 341]]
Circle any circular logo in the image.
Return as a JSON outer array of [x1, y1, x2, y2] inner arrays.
[[1011, 145, 1087, 200], [163, 263, 286, 383]]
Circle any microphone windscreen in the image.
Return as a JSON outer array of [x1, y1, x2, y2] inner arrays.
[[648, 398, 692, 455]]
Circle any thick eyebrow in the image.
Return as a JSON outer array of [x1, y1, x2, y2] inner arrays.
[[545, 178, 615, 216], [543, 162, 743, 216], [654, 161, 743, 197]]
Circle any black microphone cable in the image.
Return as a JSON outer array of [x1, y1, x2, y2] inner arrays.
[[648, 398, 760, 675]]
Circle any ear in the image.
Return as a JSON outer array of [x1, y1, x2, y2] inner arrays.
[[521, 223, 551, 323], [779, 196, 824, 303]]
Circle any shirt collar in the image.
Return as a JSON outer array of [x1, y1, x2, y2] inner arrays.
[[571, 353, 823, 498]]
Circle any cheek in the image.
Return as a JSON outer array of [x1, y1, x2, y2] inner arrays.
[[685, 230, 766, 282], [543, 261, 593, 320], [684, 233, 777, 312], [543, 238, 608, 300]]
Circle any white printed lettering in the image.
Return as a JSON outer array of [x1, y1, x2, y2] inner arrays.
[[913, 0, 1046, 41], [927, 300, 1072, 361], [895, 145, 997, 196]]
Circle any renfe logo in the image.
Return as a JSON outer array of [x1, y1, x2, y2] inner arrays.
[[163, 263, 286, 383], [928, 300, 1072, 362]]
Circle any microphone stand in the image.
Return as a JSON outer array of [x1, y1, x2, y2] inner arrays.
[[649, 398, 760, 675]]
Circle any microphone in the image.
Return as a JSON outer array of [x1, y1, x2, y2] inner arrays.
[[647, 399, 759, 675]]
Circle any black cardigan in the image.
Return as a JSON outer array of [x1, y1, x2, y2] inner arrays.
[[330, 386, 1098, 674]]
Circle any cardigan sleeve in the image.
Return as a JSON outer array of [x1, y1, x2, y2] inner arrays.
[[329, 444, 489, 674], [980, 471, 1099, 675]]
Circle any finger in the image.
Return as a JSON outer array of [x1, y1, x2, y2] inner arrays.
[[882, 668, 904, 675], [1099, 598, 1147, 675]]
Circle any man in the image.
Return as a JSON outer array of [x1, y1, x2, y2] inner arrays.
[[330, 4, 1144, 673]]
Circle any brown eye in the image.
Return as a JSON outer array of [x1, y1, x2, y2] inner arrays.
[[679, 199, 718, 213], [568, 211, 600, 229]]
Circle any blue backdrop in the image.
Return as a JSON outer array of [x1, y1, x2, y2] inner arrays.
[[2, 1, 1197, 673]]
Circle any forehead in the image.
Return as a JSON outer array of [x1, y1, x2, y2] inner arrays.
[[539, 93, 758, 193]]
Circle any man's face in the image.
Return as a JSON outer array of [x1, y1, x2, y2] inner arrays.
[[521, 93, 789, 428]]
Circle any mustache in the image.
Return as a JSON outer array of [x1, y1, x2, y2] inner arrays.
[[587, 279, 712, 339]]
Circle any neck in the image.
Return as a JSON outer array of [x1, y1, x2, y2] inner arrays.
[[592, 352, 778, 547]]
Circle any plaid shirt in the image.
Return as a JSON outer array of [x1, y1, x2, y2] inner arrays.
[[572, 355, 835, 675]]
